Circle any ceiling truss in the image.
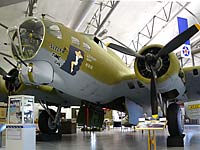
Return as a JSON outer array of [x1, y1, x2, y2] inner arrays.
[[83, 1, 198, 68], [83, 0, 119, 36], [25, 0, 38, 17], [123, 1, 192, 68], [128, 1, 190, 52]]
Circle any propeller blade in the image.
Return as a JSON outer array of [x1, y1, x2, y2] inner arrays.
[[150, 66, 158, 117], [157, 24, 200, 57], [5, 68, 20, 94], [0, 52, 13, 58], [3, 57, 17, 68], [107, 43, 145, 59], [0, 22, 8, 30], [0, 67, 8, 77], [14, 55, 28, 67]]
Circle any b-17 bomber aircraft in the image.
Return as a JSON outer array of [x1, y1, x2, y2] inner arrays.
[[0, 16, 200, 137]]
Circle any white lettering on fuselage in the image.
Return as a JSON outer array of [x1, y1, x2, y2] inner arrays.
[[49, 44, 66, 53], [86, 54, 96, 62], [85, 62, 93, 70]]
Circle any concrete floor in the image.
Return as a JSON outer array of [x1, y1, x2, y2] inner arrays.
[[1, 125, 200, 150]]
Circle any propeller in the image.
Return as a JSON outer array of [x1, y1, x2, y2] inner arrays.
[[14, 54, 28, 67], [0, 52, 12, 58], [0, 66, 19, 92], [107, 24, 200, 118], [150, 66, 158, 117], [0, 66, 20, 94], [0, 67, 8, 78], [0, 53, 21, 94], [3, 57, 17, 68], [147, 24, 200, 118], [107, 43, 145, 59], [0, 22, 24, 98], [105, 35, 145, 59], [156, 24, 200, 58], [0, 22, 8, 30]]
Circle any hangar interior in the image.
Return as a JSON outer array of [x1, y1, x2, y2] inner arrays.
[[1, 0, 200, 150]]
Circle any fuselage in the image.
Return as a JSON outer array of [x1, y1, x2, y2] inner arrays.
[[10, 18, 148, 106], [6, 17, 188, 109]]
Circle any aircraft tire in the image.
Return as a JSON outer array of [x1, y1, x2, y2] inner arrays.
[[38, 109, 57, 134], [167, 103, 184, 136]]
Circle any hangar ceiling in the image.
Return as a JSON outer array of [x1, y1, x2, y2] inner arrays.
[[0, 0, 27, 7], [1, 0, 200, 70]]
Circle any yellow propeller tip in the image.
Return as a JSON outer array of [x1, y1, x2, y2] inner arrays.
[[105, 43, 110, 47], [152, 114, 159, 119], [194, 24, 200, 31]]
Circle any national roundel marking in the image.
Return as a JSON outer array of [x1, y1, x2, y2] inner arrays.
[[182, 46, 190, 57]]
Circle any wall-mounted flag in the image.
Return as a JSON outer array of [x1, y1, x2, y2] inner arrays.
[[177, 17, 192, 58]]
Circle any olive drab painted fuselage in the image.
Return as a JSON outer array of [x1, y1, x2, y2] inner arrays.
[[2, 17, 192, 110], [11, 18, 140, 106]]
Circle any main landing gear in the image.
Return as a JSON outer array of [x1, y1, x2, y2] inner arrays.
[[38, 109, 58, 133], [77, 101, 104, 131], [37, 100, 62, 141], [166, 103, 184, 147]]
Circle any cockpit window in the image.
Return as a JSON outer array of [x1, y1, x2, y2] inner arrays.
[[44, 20, 62, 39], [8, 18, 44, 59]]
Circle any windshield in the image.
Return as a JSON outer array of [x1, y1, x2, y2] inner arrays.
[[8, 18, 44, 59]]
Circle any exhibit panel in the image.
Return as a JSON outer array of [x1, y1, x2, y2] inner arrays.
[[6, 95, 35, 150], [185, 100, 200, 124]]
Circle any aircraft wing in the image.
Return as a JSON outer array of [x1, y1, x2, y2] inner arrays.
[[0, 76, 81, 106], [183, 66, 200, 101]]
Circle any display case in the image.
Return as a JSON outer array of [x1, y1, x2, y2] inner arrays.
[[6, 95, 35, 150], [8, 95, 34, 124]]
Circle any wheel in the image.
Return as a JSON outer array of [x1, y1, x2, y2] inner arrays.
[[38, 109, 57, 134], [167, 103, 184, 136]]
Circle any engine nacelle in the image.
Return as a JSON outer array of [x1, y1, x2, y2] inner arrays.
[[0, 68, 25, 96], [134, 44, 186, 100], [21, 61, 54, 85]]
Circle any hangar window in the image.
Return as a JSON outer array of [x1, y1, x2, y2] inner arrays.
[[44, 20, 62, 39], [71, 36, 80, 46], [83, 42, 91, 51]]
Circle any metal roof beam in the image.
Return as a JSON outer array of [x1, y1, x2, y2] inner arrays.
[[129, 1, 190, 52], [84, 0, 119, 36], [125, 1, 190, 68]]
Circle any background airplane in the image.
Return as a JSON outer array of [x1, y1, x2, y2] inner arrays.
[[0, 15, 200, 139]]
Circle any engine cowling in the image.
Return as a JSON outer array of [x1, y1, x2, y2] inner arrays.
[[21, 61, 54, 85], [134, 44, 185, 100], [0, 68, 25, 95]]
